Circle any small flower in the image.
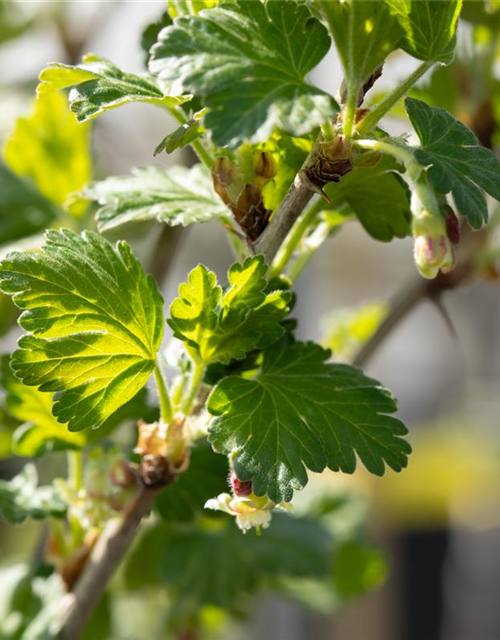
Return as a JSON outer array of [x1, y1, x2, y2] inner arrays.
[[204, 492, 292, 533]]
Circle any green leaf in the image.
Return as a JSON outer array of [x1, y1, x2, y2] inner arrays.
[[0, 164, 57, 247], [0, 355, 85, 455], [169, 256, 291, 365], [37, 54, 189, 123], [316, 0, 402, 99], [154, 119, 204, 155], [0, 229, 164, 432], [208, 336, 410, 503], [141, 10, 172, 65], [406, 97, 500, 228], [84, 164, 226, 233], [386, 0, 462, 63], [149, 0, 338, 147], [323, 160, 411, 241], [156, 443, 229, 523], [3, 93, 91, 210], [0, 464, 66, 524], [332, 540, 387, 600], [124, 512, 331, 612]]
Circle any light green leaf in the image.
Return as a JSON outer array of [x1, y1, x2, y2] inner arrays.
[[3, 93, 91, 212], [84, 164, 226, 232], [149, 0, 337, 147], [386, 0, 462, 63], [169, 256, 291, 365], [208, 336, 410, 503], [0, 464, 66, 524], [406, 97, 500, 228], [37, 54, 189, 123], [322, 302, 388, 361], [0, 355, 85, 455], [0, 229, 164, 431], [0, 164, 57, 247], [323, 160, 411, 241], [316, 0, 402, 101]]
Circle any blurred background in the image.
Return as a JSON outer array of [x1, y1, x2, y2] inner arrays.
[[1, 2, 500, 639]]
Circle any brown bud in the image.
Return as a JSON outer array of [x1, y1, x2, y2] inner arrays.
[[305, 135, 353, 187]]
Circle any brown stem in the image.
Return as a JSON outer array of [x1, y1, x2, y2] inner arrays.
[[58, 481, 164, 640], [352, 261, 473, 368], [252, 137, 330, 263]]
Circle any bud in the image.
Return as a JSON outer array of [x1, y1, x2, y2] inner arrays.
[[413, 233, 455, 279], [253, 151, 277, 190], [411, 180, 456, 279], [230, 470, 253, 496], [443, 206, 460, 246]]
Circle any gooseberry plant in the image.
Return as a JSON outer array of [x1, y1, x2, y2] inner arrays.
[[1, 1, 500, 638]]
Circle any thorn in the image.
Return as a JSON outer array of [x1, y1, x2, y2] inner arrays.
[[429, 294, 458, 342]]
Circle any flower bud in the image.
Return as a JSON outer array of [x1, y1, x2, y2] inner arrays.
[[413, 234, 455, 279], [443, 205, 460, 246], [230, 470, 253, 496]]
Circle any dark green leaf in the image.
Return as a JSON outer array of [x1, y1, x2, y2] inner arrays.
[[156, 443, 229, 523], [323, 161, 411, 241], [208, 336, 410, 502], [169, 256, 291, 365], [149, 0, 337, 147], [386, 0, 462, 63], [141, 10, 173, 65], [124, 513, 331, 612], [0, 164, 57, 247], [38, 54, 189, 123], [0, 464, 66, 524], [0, 229, 164, 431], [84, 164, 226, 232], [406, 97, 500, 228]]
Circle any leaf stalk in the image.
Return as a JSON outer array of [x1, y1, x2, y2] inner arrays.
[[356, 60, 434, 136]]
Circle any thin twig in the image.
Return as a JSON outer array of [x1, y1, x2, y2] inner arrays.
[[352, 262, 473, 368], [58, 480, 165, 640]]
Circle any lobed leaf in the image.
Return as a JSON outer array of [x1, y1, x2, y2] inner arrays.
[[84, 164, 226, 232], [149, 0, 337, 147], [406, 97, 500, 228], [208, 336, 410, 503], [37, 54, 189, 123], [169, 256, 291, 365], [0, 229, 164, 431]]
